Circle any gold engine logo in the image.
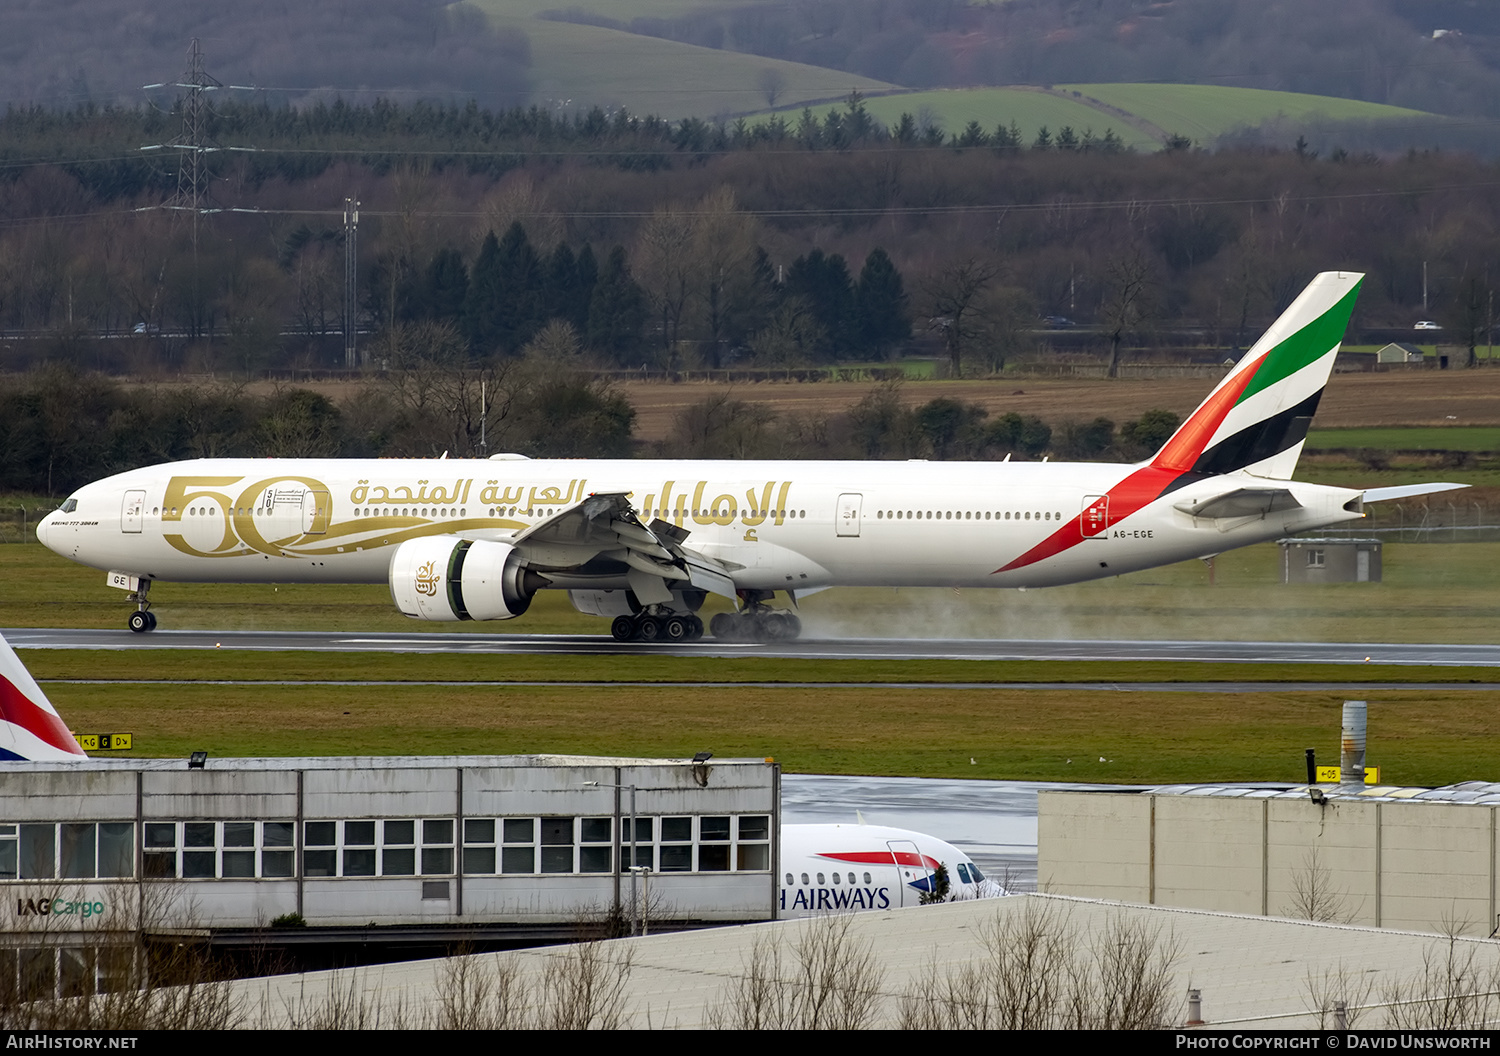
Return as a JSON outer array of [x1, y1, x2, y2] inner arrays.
[[414, 560, 441, 597]]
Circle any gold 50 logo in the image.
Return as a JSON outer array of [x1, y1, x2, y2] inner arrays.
[[414, 560, 441, 597], [161, 475, 333, 558]]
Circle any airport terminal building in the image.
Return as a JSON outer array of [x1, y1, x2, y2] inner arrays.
[[0, 753, 780, 990]]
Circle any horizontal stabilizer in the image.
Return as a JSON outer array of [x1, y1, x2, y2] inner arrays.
[[1362, 482, 1469, 503], [1174, 488, 1302, 519]]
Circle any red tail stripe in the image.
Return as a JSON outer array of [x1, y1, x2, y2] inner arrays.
[[1151, 354, 1262, 472], [995, 465, 1184, 574], [0, 673, 83, 756]]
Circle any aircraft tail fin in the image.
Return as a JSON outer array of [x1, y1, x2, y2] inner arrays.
[[0, 633, 86, 761], [1151, 271, 1363, 481]]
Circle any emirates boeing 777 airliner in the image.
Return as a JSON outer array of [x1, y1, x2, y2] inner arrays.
[[38, 272, 1462, 642]]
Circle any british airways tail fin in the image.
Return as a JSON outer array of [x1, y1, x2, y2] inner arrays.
[[1152, 271, 1363, 481], [0, 633, 85, 761]]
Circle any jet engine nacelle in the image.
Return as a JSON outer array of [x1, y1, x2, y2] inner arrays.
[[389, 537, 539, 621]]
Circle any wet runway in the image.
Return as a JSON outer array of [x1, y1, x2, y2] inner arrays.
[[7, 627, 1498, 666], [782, 775, 1142, 890]]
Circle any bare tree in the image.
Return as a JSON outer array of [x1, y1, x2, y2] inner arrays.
[[635, 204, 697, 368], [688, 187, 761, 367], [1100, 249, 1154, 379], [710, 915, 885, 1030], [1305, 963, 1376, 1028], [1382, 931, 1500, 1030], [897, 903, 1179, 1030], [924, 258, 999, 377], [757, 67, 787, 108], [1283, 848, 1359, 924]]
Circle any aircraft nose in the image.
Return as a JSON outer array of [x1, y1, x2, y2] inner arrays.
[[36, 512, 53, 550]]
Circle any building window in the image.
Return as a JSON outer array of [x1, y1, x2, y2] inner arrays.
[[580, 818, 612, 874], [737, 815, 772, 871], [659, 816, 693, 872], [0, 824, 135, 881], [381, 820, 416, 876], [462, 819, 496, 875], [500, 818, 534, 874], [1307, 549, 1325, 568], [421, 820, 454, 875], [540, 816, 574, 874]]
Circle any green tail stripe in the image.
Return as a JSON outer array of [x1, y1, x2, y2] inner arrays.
[[1236, 281, 1362, 405]]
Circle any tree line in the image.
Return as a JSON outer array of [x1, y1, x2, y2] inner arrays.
[[6, 97, 1500, 378], [0, 368, 1180, 497]]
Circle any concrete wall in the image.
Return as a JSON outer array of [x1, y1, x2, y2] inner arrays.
[[1039, 790, 1500, 935]]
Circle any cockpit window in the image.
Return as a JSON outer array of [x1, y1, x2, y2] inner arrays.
[[60, 498, 78, 514], [968, 863, 985, 883], [957, 863, 972, 884]]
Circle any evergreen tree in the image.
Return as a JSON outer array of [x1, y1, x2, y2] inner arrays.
[[783, 249, 855, 360], [462, 231, 504, 354], [543, 242, 579, 325], [483, 221, 544, 355], [572, 243, 599, 334], [587, 245, 647, 366], [855, 248, 911, 355], [424, 247, 468, 324]]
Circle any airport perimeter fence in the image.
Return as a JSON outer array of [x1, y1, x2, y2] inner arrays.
[[0, 508, 51, 544]]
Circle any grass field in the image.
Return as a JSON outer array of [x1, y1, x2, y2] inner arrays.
[[38, 678, 1500, 786], [468, 0, 894, 118], [1305, 427, 1500, 452], [1058, 83, 1433, 143], [855, 88, 1159, 150]]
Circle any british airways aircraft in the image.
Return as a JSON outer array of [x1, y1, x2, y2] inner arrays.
[[0, 632, 86, 762], [37, 272, 1462, 641], [779, 822, 1003, 917]]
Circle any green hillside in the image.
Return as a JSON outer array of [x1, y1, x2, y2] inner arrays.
[[1059, 83, 1434, 143], [851, 84, 1435, 148], [469, 0, 894, 118], [858, 88, 1159, 149]]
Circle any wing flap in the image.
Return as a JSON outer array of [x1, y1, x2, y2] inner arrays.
[[509, 491, 740, 599]]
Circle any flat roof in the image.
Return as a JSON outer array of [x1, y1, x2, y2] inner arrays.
[[1115, 779, 1500, 806], [225, 893, 1494, 1029], [0, 754, 773, 774]]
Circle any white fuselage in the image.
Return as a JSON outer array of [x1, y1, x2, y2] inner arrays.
[[779, 823, 1003, 917], [37, 456, 1365, 594]]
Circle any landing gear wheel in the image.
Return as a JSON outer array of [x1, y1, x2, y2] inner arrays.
[[686, 615, 704, 640], [663, 616, 688, 641], [782, 613, 801, 638], [709, 613, 734, 640], [145, 611, 157, 631], [128, 611, 150, 634], [611, 615, 637, 642], [636, 615, 662, 642]]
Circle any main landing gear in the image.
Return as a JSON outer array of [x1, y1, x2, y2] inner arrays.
[[611, 611, 705, 642], [127, 581, 156, 633], [709, 608, 801, 642], [709, 591, 803, 642]]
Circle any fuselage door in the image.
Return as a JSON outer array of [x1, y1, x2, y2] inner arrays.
[[121, 490, 145, 534], [887, 839, 930, 907], [836, 493, 862, 537], [303, 490, 331, 535], [1080, 494, 1109, 539]]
